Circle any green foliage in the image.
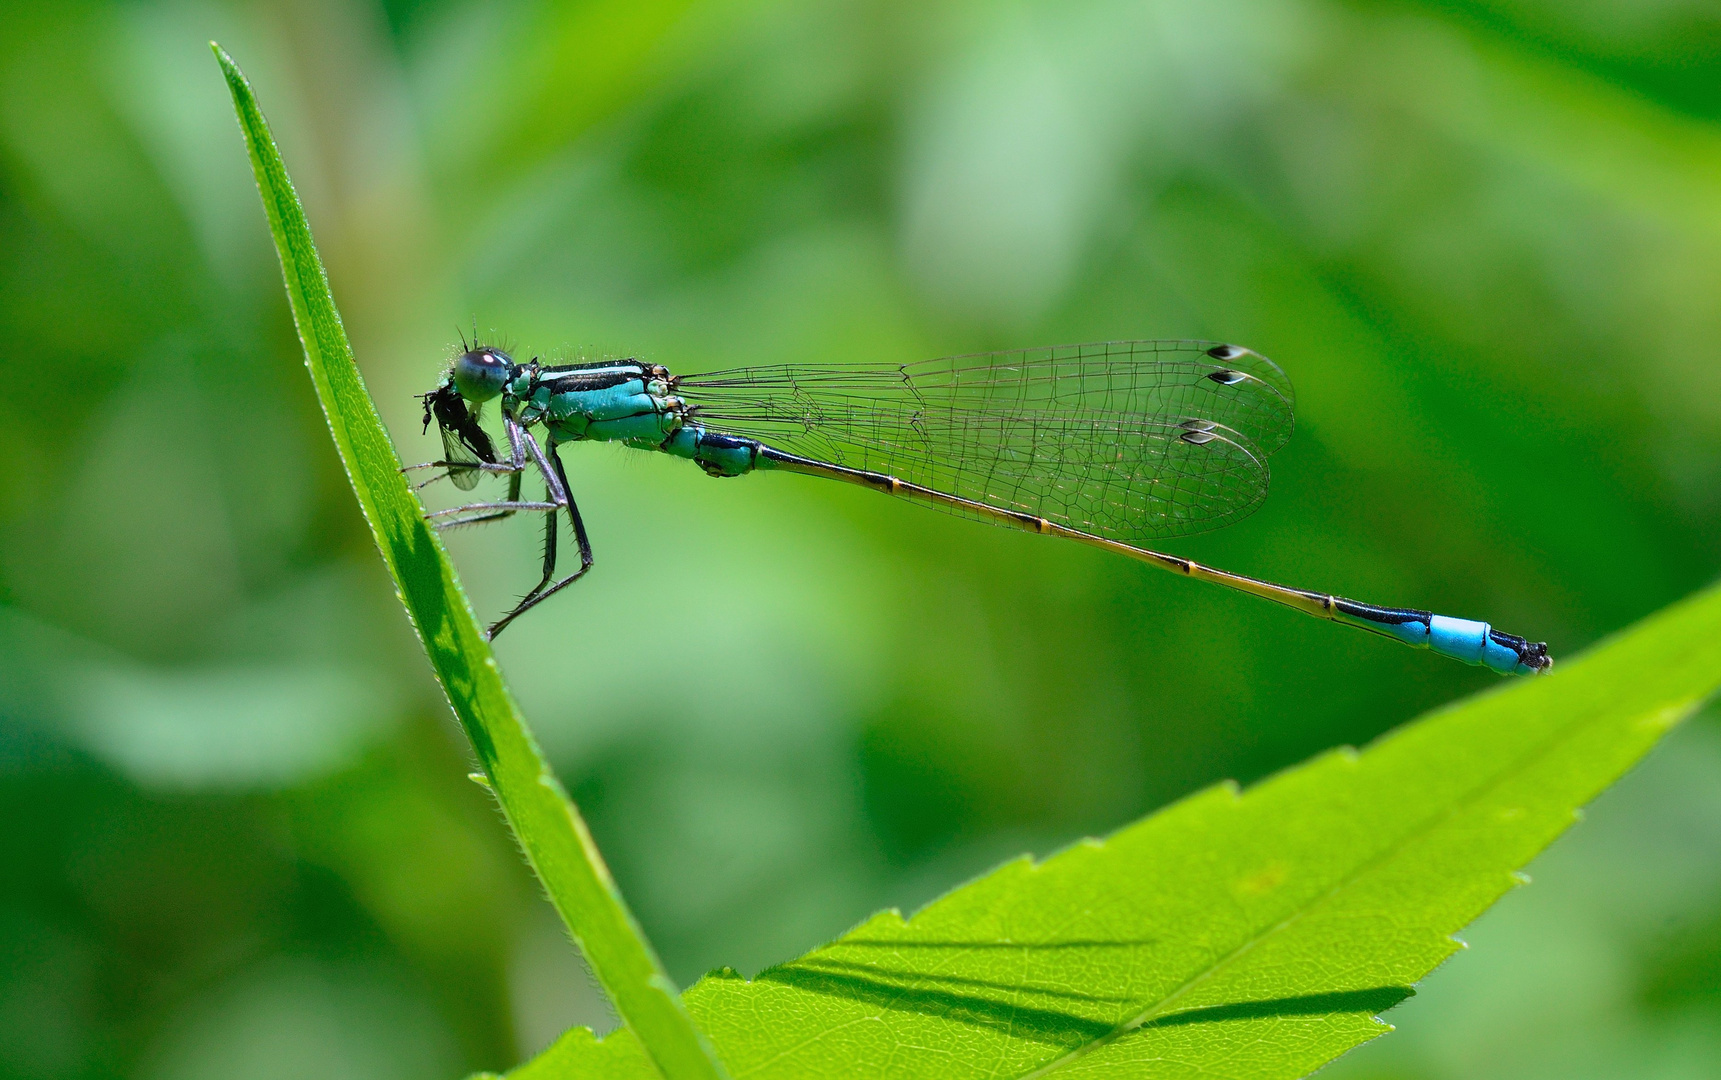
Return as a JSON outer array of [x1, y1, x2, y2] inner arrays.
[[516, 583, 1721, 1078], [212, 44, 724, 1080], [7, 6, 1708, 1077], [215, 26, 1721, 1079]]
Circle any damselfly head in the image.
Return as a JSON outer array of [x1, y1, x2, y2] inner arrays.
[[452, 346, 515, 403]]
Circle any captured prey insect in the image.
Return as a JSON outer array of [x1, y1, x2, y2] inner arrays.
[[407, 339, 1552, 673]]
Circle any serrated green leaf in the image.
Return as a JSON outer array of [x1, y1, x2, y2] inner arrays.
[[518, 581, 1721, 1080], [211, 44, 725, 1080]]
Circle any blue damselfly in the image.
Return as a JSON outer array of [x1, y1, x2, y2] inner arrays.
[[408, 339, 1550, 674]]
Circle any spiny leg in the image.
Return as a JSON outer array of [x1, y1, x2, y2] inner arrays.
[[517, 472, 565, 608], [411, 461, 521, 492], [545, 439, 594, 573], [487, 438, 594, 639], [422, 412, 535, 524], [434, 509, 558, 529], [426, 473, 549, 530], [488, 435, 568, 637], [401, 459, 521, 476]]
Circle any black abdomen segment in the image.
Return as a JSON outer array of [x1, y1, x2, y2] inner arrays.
[[661, 425, 761, 477]]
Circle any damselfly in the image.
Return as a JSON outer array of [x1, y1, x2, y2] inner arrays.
[[407, 339, 1551, 674]]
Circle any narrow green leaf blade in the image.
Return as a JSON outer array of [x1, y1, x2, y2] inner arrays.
[[520, 581, 1721, 1079], [211, 43, 725, 1080]]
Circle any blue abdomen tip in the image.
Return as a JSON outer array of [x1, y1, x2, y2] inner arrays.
[[1428, 614, 1490, 666]]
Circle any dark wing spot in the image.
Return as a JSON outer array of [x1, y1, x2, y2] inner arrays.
[[1206, 344, 1244, 361], [1178, 419, 1221, 446], [1206, 369, 1249, 386]]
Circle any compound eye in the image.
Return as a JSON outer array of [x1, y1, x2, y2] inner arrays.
[[453, 348, 513, 402]]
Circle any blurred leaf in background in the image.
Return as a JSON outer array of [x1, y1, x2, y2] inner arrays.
[[0, 1, 1716, 1079]]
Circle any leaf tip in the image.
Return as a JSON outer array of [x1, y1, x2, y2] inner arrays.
[[210, 41, 248, 98]]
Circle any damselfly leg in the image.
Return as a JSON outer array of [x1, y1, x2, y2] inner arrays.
[[487, 436, 594, 639], [416, 407, 538, 527], [416, 409, 596, 638], [402, 459, 519, 492], [424, 473, 550, 529]]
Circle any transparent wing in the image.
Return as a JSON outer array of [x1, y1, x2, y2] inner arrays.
[[438, 402, 490, 491], [675, 340, 1293, 541]]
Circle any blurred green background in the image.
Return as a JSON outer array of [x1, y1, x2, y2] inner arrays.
[[3, 0, 1720, 1077]]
